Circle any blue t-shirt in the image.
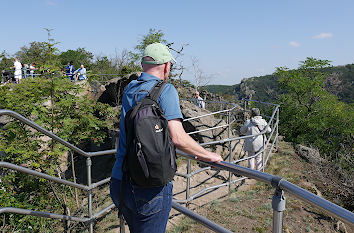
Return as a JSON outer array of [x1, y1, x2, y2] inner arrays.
[[111, 72, 183, 180]]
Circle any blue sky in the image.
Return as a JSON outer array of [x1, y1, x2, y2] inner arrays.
[[1, 0, 354, 85]]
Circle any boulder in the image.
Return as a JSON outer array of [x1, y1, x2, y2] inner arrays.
[[180, 100, 235, 157], [97, 73, 140, 106], [88, 80, 106, 100], [295, 144, 324, 165]]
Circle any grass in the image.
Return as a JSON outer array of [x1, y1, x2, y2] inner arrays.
[[167, 217, 196, 233], [167, 140, 347, 233]]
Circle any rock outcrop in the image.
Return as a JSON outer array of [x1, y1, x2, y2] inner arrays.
[[87, 72, 141, 106], [180, 100, 235, 157], [295, 145, 324, 165]]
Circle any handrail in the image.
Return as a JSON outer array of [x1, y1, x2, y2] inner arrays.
[[0, 109, 88, 157], [0, 110, 117, 159], [0, 109, 116, 233], [0, 207, 89, 223], [0, 162, 89, 190], [171, 202, 233, 233], [1, 105, 353, 232], [176, 150, 354, 227]]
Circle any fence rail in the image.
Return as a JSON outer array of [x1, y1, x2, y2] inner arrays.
[[1, 103, 353, 233]]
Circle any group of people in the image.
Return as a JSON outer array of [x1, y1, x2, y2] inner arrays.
[[1, 59, 88, 85], [65, 61, 87, 81], [12, 58, 36, 84], [109, 43, 270, 233]]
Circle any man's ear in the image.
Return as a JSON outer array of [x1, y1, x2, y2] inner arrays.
[[164, 63, 169, 74]]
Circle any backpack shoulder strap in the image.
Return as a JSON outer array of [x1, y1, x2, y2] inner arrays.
[[148, 81, 167, 102]]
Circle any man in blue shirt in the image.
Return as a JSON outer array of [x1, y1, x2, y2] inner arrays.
[[65, 61, 75, 81], [110, 43, 222, 233]]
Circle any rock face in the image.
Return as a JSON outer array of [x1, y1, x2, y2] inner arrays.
[[88, 80, 106, 100], [87, 73, 141, 106], [180, 100, 235, 157]]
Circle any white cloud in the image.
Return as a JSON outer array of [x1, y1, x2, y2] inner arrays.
[[289, 41, 300, 47], [312, 32, 333, 39]]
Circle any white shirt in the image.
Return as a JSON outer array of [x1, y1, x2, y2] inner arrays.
[[29, 64, 35, 74], [14, 61, 22, 71], [240, 116, 271, 152]]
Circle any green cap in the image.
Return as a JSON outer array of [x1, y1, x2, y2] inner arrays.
[[142, 43, 176, 65]]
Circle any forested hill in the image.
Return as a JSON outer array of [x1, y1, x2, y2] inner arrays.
[[205, 63, 354, 103]]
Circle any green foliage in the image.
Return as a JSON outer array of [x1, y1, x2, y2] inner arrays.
[[134, 28, 168, 57], [322, 63, 354, 103], [205, 85, 236, 95], [0, 76, 118, 231], [15, 41, 51, 66], [59, 48, 94, 70], [128, 28, 170, 71], [0, 51, 13, 71], [275, 57, 354, 172]]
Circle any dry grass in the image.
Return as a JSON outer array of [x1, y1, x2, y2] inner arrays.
[[168, 140, 354, 233]]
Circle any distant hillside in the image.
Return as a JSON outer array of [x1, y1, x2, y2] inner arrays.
[[203, 85, 235, 96], [205, 64, 354, 103]]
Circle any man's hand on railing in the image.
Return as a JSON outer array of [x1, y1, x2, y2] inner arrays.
[[195, 151, 223, 163]]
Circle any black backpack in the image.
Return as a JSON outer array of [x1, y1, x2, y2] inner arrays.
[[122, 81, 177, 187]]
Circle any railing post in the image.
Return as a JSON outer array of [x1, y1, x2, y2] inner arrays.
[[86, 157, 93, 233], [272, 188, 286, 233], [262, 134, 265, 172], [227, 109, 232, 192], [186, 159, 191, 207]]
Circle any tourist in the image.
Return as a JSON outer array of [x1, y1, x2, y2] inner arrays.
[[110, 43, 222, 233], [13, 58, 22, 84], [74, 64, 87, 81], [194, 91, 205, 109], [65, 61, 75, 81], [240, 108, 271, 170]]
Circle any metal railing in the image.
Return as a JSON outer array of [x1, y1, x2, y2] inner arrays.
[[174, 99, 279, 205], [177, 152, 354, 231], [1, 104, 353, 232], [0, 109, 115, 233]]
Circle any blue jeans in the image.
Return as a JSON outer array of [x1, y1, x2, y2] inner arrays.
[[110, 177, 173, 233]]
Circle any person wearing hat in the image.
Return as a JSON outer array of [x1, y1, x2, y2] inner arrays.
[[240, 108, 271, 170], [110, 43, 223, 233]]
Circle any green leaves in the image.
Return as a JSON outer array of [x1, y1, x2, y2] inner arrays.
[[0, 76, 119, 231], [275, 58, 354, 168]]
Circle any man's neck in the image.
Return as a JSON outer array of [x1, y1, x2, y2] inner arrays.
[[144, 71, 165, 81]]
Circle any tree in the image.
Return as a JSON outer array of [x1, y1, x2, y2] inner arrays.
[[111, 49, 141, 76], [191, 56, 213, 90], [15, 41, 50, 66], [59, 48, 94, 70], [131, 28, 188, 84], [275, 57, 354, 172], [0, 51, 13, 71], [134, 28, 167, 57], [0, 31, 119, 231]]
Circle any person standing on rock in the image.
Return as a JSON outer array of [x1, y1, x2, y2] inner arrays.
[[194, 91, 205, 109], [13, 58, 22, 84], [240, 108, 271, 170], [110, 43, 223, 233]]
